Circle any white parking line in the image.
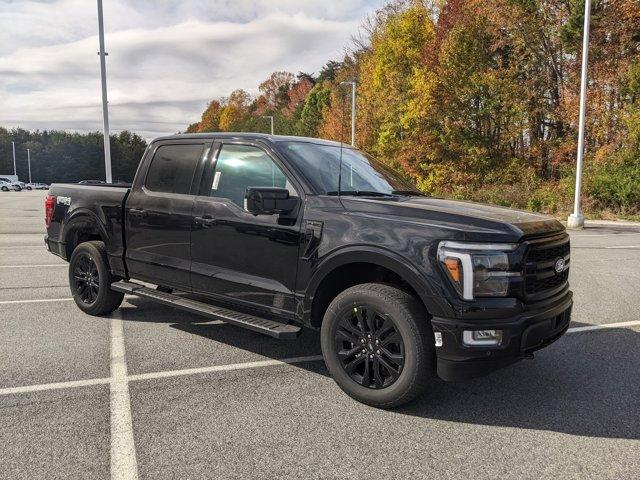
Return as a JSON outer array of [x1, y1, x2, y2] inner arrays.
[[0, 264, 66, 268], [604, 245, 640, 249], [570, 232, 640, 237], [565, 320, 640, 333], [0, 297, 74, 305], [0, 377, 110, 396], [127, 355, 325, 383], [110, 315, 139, 480]]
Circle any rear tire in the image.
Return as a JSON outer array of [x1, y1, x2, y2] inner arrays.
[[26, 186, 32, 190], [1, 186, 8, 191], [321, 283, 436, 408], [69, 241, 124, 315]]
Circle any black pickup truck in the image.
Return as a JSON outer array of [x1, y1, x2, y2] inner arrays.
[[45, 133, 572, 408]]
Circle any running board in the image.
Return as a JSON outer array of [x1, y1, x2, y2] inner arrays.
[[111, 280, 301, 339]]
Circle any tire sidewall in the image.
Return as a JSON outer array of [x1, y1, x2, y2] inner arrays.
[[321, 286, 431, 407], [69, 242, 116, 315]]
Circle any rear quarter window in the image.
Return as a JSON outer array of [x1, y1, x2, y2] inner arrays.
[[145, 144, 203, 194]]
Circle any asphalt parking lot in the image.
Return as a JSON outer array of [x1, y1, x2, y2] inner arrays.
[[1, 190, 639, 480]]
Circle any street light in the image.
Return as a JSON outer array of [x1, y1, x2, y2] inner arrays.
[[27, 148, 32, 183], [97, 0, 112, 183], [339, 81, 356, 147], [568, 0, 591, 229], [262, 115, 274, 135], [11, 141, 16, 176]]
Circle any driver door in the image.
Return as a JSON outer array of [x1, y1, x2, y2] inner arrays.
[[190, 141, 304, 316]]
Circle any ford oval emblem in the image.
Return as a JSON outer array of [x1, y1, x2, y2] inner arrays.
[[554, 258, 565, 274]]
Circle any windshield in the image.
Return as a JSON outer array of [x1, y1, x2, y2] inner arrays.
[[278, 141, 421, 196]]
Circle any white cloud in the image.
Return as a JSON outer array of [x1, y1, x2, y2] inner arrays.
[[0, 0, 384, 139]]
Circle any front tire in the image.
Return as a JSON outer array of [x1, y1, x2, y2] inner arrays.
[[69, 241, 124, 315], [321, 283, 435, 408]]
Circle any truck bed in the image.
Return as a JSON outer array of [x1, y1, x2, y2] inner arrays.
[[45, 183, 131, 276]]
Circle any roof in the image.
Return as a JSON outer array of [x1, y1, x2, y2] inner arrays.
[[151, 132, 351, 148]]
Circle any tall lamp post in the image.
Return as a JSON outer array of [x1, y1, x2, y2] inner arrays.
[[340, 81, 356, 147], [568, 0, 591, 229], [262, 116, 274, 135], [27, 148, 32, 183], [12, 141, 16, 176], [97, 0, 112, 183]]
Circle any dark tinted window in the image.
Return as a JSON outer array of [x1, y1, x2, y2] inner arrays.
[[145, 144, 203, 194], [211, 144, 296, 208]]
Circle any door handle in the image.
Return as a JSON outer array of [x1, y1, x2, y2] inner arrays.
[[129, 208, 147, 218], [194, 215, 216, 227]]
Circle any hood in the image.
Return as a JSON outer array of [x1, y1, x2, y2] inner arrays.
[[340, 196, 565, 241]]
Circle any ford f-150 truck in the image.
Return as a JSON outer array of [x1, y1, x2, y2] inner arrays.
[[44, 133, 572, 408]]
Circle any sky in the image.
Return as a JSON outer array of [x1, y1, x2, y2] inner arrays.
[[0, 0, 385, 139]]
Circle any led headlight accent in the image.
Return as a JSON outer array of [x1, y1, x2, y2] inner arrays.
[[437, 241, 520, 300]]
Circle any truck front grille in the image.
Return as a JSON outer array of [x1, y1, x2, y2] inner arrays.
[[524, 236, 570, 296]]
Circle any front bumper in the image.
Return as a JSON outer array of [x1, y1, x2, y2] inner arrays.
[[431, 289, 573, 381]]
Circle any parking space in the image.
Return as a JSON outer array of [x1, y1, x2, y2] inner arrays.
[[1, 190, 639, 479]]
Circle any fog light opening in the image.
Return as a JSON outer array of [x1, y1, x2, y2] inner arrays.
[[463, 329, 503, 347]]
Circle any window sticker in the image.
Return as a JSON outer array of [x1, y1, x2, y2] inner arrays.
[[212, 171, 221, 190]]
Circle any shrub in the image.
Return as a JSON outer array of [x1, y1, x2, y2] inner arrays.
[[587, 156, 640, 213]]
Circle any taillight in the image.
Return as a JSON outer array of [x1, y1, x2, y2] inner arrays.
[[45, 194, 56, 228]]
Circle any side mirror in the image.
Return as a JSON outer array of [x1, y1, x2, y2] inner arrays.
[[245, 187, 299, 216]]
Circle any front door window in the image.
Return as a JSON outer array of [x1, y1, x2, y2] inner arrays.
[[211, 144, 297, 209]]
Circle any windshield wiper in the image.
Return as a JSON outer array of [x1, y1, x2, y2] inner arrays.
[[391, 190, 427, 196], [326, 190, 398, 197]]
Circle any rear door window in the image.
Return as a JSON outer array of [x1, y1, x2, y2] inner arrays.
[[145, 144, 203, 194]]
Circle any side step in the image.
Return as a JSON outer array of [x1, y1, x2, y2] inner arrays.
[[112, 280, 301, 339]]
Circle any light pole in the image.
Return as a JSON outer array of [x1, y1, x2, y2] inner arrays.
[[27, 148, 32, 183], [97, 0, 112, 183], [568, 0, 591, 229], [11, 141, 16, 176], [262, 115, 274, 135], [340, 81, 356, 146]]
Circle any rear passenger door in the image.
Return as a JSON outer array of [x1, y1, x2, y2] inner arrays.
[[125, 140, 210, 289]]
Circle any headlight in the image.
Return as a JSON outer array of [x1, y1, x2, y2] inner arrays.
[[437, 241, 521, 300]]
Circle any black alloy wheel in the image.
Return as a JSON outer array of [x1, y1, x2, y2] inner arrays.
[[68, 240, 124, 315], [336, 305, 405, 389], [72, 252, 100, 304], [321, 283, 436, 408]]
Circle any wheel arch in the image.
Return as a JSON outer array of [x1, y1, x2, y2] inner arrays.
[[304, 246, 444, 328], [61, 210, 108, 259]]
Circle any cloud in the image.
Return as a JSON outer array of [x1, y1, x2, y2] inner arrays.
[[0, 0, 384, 139]]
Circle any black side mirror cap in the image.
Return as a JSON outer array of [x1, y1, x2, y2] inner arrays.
[[245, 187, 299, 216]]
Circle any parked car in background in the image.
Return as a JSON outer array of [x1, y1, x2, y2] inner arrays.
[[0, 177, 24, 191], [78, 180, 106, 185], [26, 183, 49, 190], [0, 180, 19, 191]]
